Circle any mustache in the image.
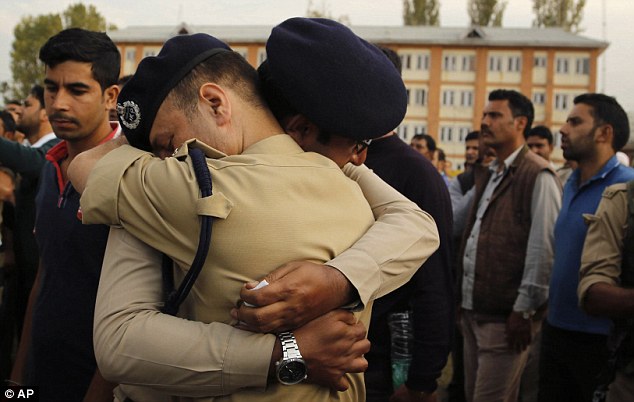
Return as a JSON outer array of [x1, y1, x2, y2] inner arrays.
[[48, 113, 79, 125]]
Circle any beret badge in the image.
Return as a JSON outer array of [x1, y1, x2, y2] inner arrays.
[[117, 100, 141, 130]]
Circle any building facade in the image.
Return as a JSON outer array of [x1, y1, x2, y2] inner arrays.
[[109, 23, 607, 170]]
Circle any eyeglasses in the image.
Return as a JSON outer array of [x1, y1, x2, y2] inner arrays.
[[354, 139, 372, 154]]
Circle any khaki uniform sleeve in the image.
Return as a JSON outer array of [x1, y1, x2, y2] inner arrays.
[[94, 227, 275, 396], [81, 144, 203, 268], [578, 184, 628, 309], [330, 164, 439, 306]]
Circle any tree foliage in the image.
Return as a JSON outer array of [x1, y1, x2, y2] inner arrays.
[[403, 0, 440, 26], [305, 0, 350, 25], [6, 3, 116, 101], [532, 0, 586, 33], [468, 0, 507, 27], [9, 14, 62, 100]]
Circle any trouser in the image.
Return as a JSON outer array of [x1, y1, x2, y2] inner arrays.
[[519, 328, 542, 402], [538, 320, 609, 402], [461, 310, 537, 402], [447, 326, 467, 402]]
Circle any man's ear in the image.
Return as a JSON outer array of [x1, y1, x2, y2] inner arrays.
[[103, 84, 119, 111], [595, 123, 613, 147], [199, 83, 231, 126], [38, 107, 49, 124], [281, 114, 318, 147], [515, 116, 528, 134]]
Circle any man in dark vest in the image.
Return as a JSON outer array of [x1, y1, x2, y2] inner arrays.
[[458, 89, 561, 402]]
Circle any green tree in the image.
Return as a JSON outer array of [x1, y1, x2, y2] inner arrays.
[[468, 0, 507, 27], [10, 14, 62, 100], [63, 3, 116, 31], [403, 0, 440, 26], [532, 0, 586, 33], [305, 0, 350, 25], [8, 3, 116, 101]]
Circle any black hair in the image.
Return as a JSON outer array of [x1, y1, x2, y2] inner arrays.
[[39, 28, 121, 91], [171, 50, 265, 120], [465, 130, 480, 142], [573, 93, 630, 151], [0, 110, 16, 133], [488, 89, 534, 136], [412, 133, 437, 152], [526, 125, 553, 144], [30, 85, 45, 109], [6, 99, 21, 107], [437, 148, 446, 162]]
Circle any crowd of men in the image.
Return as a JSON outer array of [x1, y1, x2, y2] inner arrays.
[[0, 17, 632, 402]]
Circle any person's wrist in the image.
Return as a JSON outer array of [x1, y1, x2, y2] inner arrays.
[[324, 264, 354, 307], [268, 336, 283, 382], [513, 310, 535, 320]]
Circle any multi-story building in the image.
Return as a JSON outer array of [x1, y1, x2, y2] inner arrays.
[[109, 23, 607, 170]]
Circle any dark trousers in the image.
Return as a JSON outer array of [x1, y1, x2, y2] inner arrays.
[[447, 327, 466, 402], [365, 365, 393, 402], [538, 320, 609, 402]]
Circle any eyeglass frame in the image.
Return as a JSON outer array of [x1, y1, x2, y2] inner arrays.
[[354, 139, 372, 154]]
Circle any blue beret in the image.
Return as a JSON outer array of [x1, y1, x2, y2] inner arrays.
[[264, 17, 407, 141], [117, 33, 231, 151]]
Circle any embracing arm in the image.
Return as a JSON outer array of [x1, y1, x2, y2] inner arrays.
[[332, 163, 439, 303], [237, 163, 440, 333], [95, 228, 369, 396], [68, 136, 128, 194]]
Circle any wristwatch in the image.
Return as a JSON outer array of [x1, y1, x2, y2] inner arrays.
[[275, 331, 308, 385]]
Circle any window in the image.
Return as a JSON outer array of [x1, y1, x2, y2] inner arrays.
[[414, 89, 427, 106], [443, 55, 457, 71], [533, 93, 546, 105], [257, 49, 267, 66], [555, 94, 569, 110], [507, 56, 521, 72], [556, 58, 569, 74], [488, 56, 502, 72], [405, 88, 411, 105], [416, 54, 430, 70], [143, 49, 157, 58], [413, 125, 427, 135], [458, 127, 470, 142], [440, 126, 453, 142], [462, 55, 475, 72], [236, 50, 248, 60], [401, 53, 412, 70], [534, 56, 547, 68], [126, 48, 136, 62], [442, 90, 455, 106], [397, 125, 407, 139], [460, 91, 473, 107], [576, 58, 590, 75]]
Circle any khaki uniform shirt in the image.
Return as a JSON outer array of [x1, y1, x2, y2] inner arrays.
[[578, 182, 628, 307], [82, 135, 439, 402]]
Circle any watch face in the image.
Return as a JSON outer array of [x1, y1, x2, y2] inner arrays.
[[277, 359, 307, 385]]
